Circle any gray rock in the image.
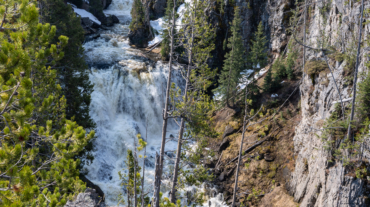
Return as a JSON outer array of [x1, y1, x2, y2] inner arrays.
[[64, 188, 105, 207], [286, 1, 370, 206], [222, 125, 237, 139]]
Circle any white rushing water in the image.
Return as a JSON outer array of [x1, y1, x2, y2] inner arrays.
[[83, 1, 227, 206]]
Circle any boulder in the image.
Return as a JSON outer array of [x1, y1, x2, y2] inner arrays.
[[111, 15, 119, 23], [64, 188, 105, 207], [105, 15, 114, 27], [222, 125, 237, 139], [81, 17, 93, 28], [79, 174, 105, 202], [127, 28, 151, 48]]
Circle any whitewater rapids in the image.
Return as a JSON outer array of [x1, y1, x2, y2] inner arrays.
[[82, 0, 227, 206]]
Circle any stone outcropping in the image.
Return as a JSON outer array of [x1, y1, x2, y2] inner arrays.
[[285, 1, 370, 207], [64, 188, 105, 207]]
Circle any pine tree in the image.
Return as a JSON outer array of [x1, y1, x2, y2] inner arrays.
[[118, 150, 142, 206], [160, 0, 175, 60], [248, 21, 268, 70], [40, 0, 95, 129], [263, 68, 273, 92], [0, 0, 94, 205], [130, 0, 146, 31], [169, 0, 216, 202], [128, 0, 152, 47], [214, 7, 245, 107]]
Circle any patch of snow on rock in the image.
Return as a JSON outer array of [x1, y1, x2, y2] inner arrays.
[[69, 3, 101, 25], [149, 18, 165, 46]]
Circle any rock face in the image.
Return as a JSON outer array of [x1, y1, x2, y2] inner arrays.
[[282, 1, 370, 207], [64, 188, 105, 207], [259, 186, 298, 207], [128, 28, 151, 48], [150, 0, 167, 19]]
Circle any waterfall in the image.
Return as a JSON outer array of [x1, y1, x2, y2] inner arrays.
[[83, 1, 227, 206]]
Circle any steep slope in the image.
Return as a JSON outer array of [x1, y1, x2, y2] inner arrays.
[[209, 0, 370, 207]]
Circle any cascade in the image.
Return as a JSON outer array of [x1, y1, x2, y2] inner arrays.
[[83, 1, 227, 206]]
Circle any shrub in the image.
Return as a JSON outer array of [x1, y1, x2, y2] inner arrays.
[[305, 60, 328, 76]]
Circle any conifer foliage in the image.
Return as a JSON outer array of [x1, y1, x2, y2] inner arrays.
[[215, 7, 245, 107], [128, 0, 152, 47], [248, 22, 268, 70], [0, 0, 94, 205], [40, 0, 94, 129]]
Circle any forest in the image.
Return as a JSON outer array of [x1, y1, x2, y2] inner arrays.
[[0, 0, 370, 206]]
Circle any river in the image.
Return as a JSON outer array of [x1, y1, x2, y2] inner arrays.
[[82, 0, 226, 206]]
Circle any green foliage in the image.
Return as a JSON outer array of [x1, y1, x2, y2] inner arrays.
[[41, 0, 95, 129], [356, 73, 370, 122], [118, 150, 142, 206], [248, 21, 268, 70], [214, 7, 245, 107], [160, 0, 176, 60], [130, 0, 146, 31], [0, 0, 95, 205]]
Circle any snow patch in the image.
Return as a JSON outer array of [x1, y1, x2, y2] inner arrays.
[[149, 18, 165, 46], [254, 68, 268, 79], [271, 94, 278, 98], [69, 3, 101, 25]]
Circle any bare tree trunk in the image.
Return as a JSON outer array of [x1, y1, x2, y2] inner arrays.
[[153, 152, 161, 205], [170, 20, 194, 204], [153, 2, 176, 203], [347, 0, 364, 143], [303, 0, 306, 78], [128, 189, 131, 207], [134, 139, 138, 207], [231, 85, 248, 207], [141, 119, 148, 207]]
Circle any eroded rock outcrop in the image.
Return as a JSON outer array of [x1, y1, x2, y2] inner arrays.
[[288, 1, 370, 206], [65, 188, 105, 207]]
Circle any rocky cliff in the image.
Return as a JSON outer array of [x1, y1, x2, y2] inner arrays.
[[289, 1, 370, 206], [209, 0, 370, 206]]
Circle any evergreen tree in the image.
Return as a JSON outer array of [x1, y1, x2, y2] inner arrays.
[[0, 0, 95, 205], [263, 68, 273, 92], [248, 21, 268, 70], [214, 7, 245, 107], [40, 0, 95, 129], [128, 0, 152, 47], [118, 150, 142, 206], [130, 0, 146, 31], [169, 0, 216, 202], [248, 21, 268, 97], [160, 0, 175, 60]]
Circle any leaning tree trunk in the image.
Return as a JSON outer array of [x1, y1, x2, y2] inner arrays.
[[303, 0, 306, 79], [231, 85, 248, 206], [153, 1, 176, 206]]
